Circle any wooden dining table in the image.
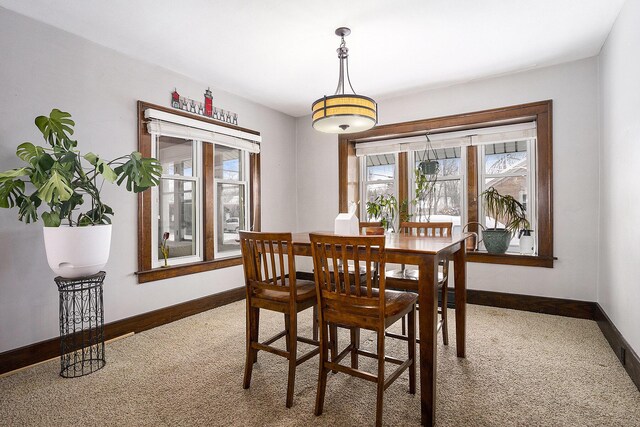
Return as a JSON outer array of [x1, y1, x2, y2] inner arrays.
[[290, 231, 469, 426]]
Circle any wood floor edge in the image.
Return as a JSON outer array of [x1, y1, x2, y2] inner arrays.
[[0, 286, 245, 375], [594, 303, 640, 392]]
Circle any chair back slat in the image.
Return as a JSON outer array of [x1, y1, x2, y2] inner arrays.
[[239, 231, 296, 299], [310, 234, 386, 323], [398, 221, 453, 237]]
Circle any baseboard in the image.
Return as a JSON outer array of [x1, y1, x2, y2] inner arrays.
[[594, 303, 640, 392], [460, 289, 596, 319], [0, 286, 245, 375]]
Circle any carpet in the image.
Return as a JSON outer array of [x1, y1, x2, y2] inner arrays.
[[1, 302, 639, 426]]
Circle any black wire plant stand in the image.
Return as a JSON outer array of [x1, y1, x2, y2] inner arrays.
[[55, 271, 106, 378]]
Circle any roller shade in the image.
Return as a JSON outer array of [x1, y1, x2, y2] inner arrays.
[[144, 108, 260, 153], [355, 122, 536, 157]]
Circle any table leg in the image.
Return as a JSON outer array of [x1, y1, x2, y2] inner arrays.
[[453, 244, 467, 358], [418, 256, 439, 426]]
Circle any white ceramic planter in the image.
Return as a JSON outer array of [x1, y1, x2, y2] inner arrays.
[[43, 224, 112, 278], [519, 234, 535, 255]]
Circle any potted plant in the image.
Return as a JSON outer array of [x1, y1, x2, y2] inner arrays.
[[480, 186, 529, 254], [0, 109, 161, 278], [413, 161, 439, 222], [366, 194, 398, 233]]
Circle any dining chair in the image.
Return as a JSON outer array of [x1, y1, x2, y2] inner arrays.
[[386, 221, 453, 345], [359, 221, 383, 234], [310, 233, 416, 427], [239, 231, 320, 408]]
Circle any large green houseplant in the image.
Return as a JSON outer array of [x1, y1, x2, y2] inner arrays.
[[0, 109, 161, 277], [480, 186, 529, 254]]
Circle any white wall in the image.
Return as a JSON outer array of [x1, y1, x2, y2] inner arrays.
[[296, 57, 601, 302], [598, 0, 640, 355], [0, 8, 297, 353]]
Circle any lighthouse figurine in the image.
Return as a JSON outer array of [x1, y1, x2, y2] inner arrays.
[[204, 88, 213, 117], [171, 88, 180, 109]]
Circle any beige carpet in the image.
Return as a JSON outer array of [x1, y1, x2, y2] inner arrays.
[[1, 302, 639, 426]]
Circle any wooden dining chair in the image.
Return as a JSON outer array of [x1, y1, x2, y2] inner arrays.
[[310, 233, 416, 427], [386, 221, 453, 345], [239, 231, 320, 408], [359, 221, 383, 234]]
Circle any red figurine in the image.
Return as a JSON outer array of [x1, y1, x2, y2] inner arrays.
[[171, 89, 180, 108], [204, 88, 213, 117]]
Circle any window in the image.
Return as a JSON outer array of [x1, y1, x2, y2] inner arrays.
[[340, 100, 554, 268], [479, 140, 536, 252], [153, 136, 202, 267], [137, 101, 261, 283], [410, 147, 465, 230], [214, 145, 249, 257], [360, 154, 397, 220]]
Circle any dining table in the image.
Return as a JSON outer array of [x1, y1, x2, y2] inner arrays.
[[290, 231, 469, 426]]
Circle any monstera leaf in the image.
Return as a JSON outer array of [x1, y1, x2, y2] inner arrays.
[[35, 109, 76, 149], [84, 152, 117, 183], [37, 170, 73, 203], [18, 194, 42, 224], [114, 152, 162, 192], [0, 178, 26, 209]]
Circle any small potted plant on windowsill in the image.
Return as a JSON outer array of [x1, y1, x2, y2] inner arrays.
[[480, 186, 529, 254], [0, 109, 162, 278], [366, 194, 398, 233]]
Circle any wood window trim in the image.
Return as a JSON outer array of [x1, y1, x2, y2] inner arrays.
[[339, 100, 554, 268], [136, 101, 261, 283]]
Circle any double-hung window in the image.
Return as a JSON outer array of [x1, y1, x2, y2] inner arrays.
[[153, 136, 202, 267], [137, 103, 261, 282], [409, 146, 466, 230], [214, 145, 249, 258], [348, 101, 551, 267], [360, 154, 397, 220], [478, 139, 536, 252]]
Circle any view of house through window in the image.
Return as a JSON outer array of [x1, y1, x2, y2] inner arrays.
[[479, 140, 535, 251]]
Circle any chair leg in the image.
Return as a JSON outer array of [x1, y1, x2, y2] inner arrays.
[[243, 306, 259, 389], [284, 314, 291, 352], [253, 308, 260, 363], [329, 323, 338, 373], [401, 315, 406, 335], [285, 312, 297, 408], [315, 321, 329, 416], [441, 285, 449, 346], [312, 305, 319, 341], [350, 327, 360, 369], [375, 330, 385, 427], [408, 305, 416, 395]]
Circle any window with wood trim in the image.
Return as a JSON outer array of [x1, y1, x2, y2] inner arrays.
[[137, 101, 261, 283], [339, 100, 554, 268]]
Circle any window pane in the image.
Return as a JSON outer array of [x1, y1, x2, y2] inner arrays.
[[158, 179, 195, 259], [215, 145, 242, 180], [414, 147, 461, 177], [484, 141, 528, 175], [158, 136, 193, 177], [366, 154, 395, 181], [413, 180, 462, 227], [364, 182, 395, 221], [217, 182, 245, 254]]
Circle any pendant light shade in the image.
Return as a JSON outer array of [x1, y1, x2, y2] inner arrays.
[[312, 28, 377, 134]]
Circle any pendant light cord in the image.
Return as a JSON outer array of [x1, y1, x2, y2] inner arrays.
[[334, 35, 357, 95]]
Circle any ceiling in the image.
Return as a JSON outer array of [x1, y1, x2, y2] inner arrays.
[[0, 0, 625, 117]]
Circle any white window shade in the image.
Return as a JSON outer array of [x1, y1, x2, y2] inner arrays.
[[145, 108, 260, 153], [355, 122, 536, 157]]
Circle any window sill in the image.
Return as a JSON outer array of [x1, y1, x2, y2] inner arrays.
[[467, 251, 555, 268], [136, 257, 243, 283]]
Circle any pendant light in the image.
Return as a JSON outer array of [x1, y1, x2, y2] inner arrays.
[[312, 27, 377, 134]]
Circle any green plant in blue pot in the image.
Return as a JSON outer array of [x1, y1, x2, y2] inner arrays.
[[480, 187, 529, 254]]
